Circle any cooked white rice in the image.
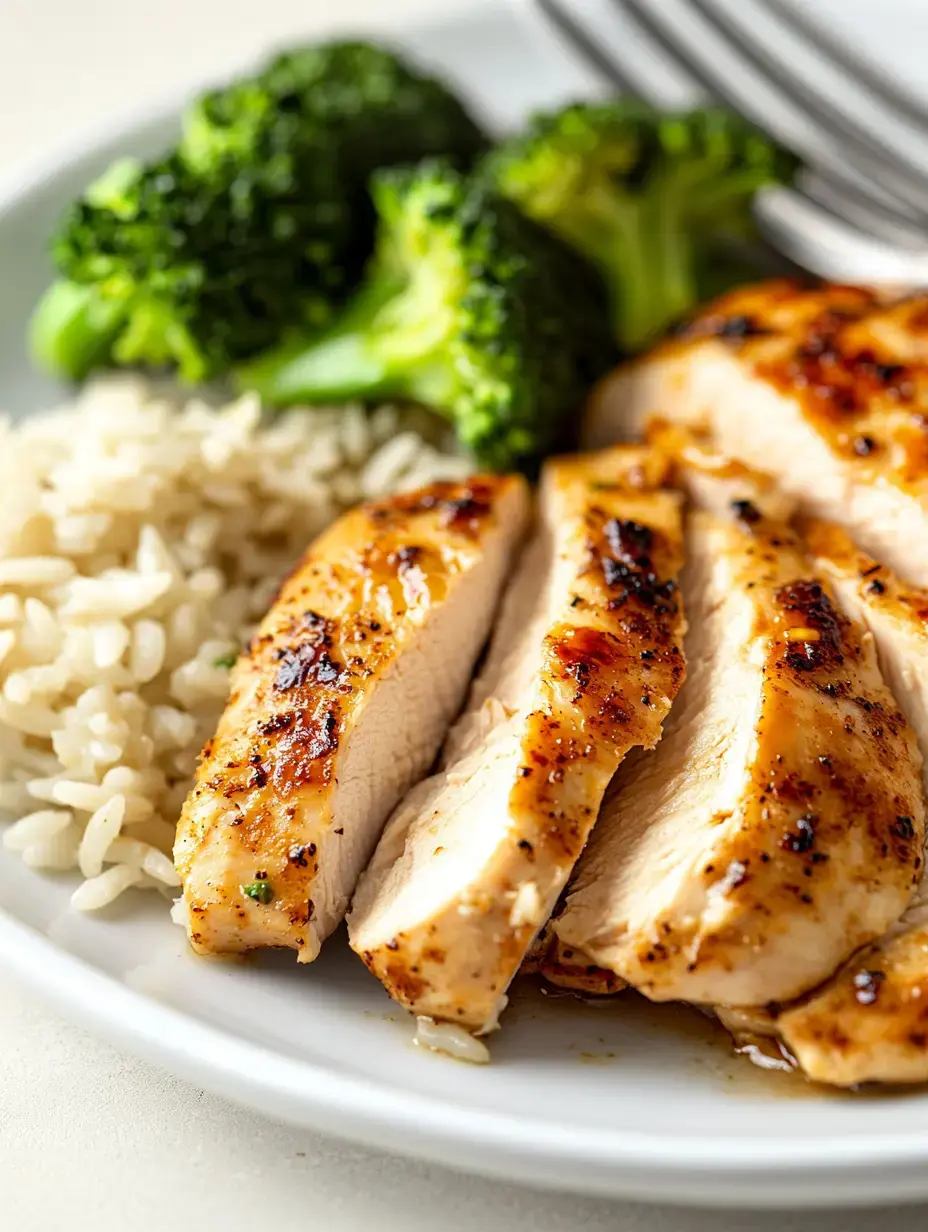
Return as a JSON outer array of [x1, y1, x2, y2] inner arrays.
[[0, 375, 468, 911]]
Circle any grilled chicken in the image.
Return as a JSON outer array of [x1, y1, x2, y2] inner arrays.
[[530, 925, 626, 997], [539, 427, 799, 999], [348, 447, 687, 1033], [174, 476, 529, 960], [774, 894, 928, 1085], [802, 519, 928, 777], [646, 418, 797, 524], [585, 280, 928, 585], [719, 531, 928, 1085], [542, 491, 926, 1008], [718, 887, 928, 1088]]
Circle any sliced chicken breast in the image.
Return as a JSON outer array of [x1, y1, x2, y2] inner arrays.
[[774, 893, 928, 1086], [802, 518, 928, 776], [530, 922, 626, 996], [539, 430, 798, 999], [719, 531, 928, 1085], [349, 447, 687, 1033], [585, 280, 928, 585], [646, 418, 798, 524], [175, 476, 529, 960], [544, 495, 925, 1007]]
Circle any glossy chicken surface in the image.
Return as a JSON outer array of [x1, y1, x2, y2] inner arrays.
[[585, 280, 928, 584], [721, 531, 928, 1085], [775, 894, 928, 1086], [802, 518, 928, 779], [348, 447, 687, 1033], [545, 487, 926, 1007], [175, 475, 529, 960]]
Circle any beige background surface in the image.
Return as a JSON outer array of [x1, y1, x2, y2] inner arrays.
[[1, 1, 927, 1228]]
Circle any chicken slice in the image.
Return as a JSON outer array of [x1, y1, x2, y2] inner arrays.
[[348, 447, 687, 1033], [646, 417, 798, 524], [174, 475, 529, 960], [802, 518, 928, 775], [538, 428, 798, 999], [584, 280, 928, 584], [774, 895, 928, 1086], [543, 496, 926, 1007], [529, 921, 626, 997], [718, 530, 928, 1085]]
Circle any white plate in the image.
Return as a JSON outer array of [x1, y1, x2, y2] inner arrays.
[[4, 0, 928, 1210]]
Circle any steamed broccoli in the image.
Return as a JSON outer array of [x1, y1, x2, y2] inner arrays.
[[31, 41, 486, 382], [236, 161, 616, 471], [182, 41, 485, 189], [486, 101, 799, 353], [32, 152, 330, 382]]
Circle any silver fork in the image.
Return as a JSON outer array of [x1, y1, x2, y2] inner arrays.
[[527, 0, 928, 285]]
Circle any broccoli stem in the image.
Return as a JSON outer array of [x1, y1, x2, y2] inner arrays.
[[239, 331, 396, 405], [110, 298, 212, 384], [237, 274, 453, 409], [639, 187, 697, 350], [29, 280, 128, 381], [547, 179, 699, 354], [590, 192, 696, 354], [618, 162, 780, 348], [528, 161, 779, 354]]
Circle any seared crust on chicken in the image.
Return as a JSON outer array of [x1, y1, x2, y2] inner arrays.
[[802, 518, 928, 779], [646, 418, 798, 524], [775, 896, 928, 1086], [585, 280, 928, 584], [348, 447, 686, 1032], [721, 533, 928, 1085], [175, 476, 529, 960], [531, 921, 627, 996], [544, 491, 926, 1007]]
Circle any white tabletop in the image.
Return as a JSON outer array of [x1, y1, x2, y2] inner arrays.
[[2, 2, 927, 1228]]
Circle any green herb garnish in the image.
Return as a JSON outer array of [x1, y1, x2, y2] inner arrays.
[[241, 880, 273, 904], [213, 650, 238, 669]]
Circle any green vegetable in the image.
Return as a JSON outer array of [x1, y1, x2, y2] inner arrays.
[[213, 650, 239, 670], [485, 101, 799, 353], [237, 160, 616, 472], [241, 880, 274, 904], [33, 152, 299, 383], [31, 41, 486, 383], [181, 41, 485, 191], [30, 280, 129, 383]]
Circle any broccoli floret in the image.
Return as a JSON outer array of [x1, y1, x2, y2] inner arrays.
[[33, 151, 333, 382], [486, 101, 799, 353], [180, 40, 486, 299], [183, 41, 485, 187], [31, 41, 486, 382], [236, 161, 616, 471]]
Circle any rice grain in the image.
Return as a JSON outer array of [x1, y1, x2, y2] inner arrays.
[[0, 376, 465, 909]]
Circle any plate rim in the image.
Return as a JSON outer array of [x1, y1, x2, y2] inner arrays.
[[7, 906, 928, 1190], [4, 2, 928, 1206]]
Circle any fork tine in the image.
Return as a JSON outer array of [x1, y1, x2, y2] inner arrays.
[[754, 185, 928, 286], [764, 0, 928, 130], [683, 0, 928, 200], [534, 0, 645, 95], [617, 0, 928, 221], [534, 0, 921, 228], [799, 170, 928, 241], [530, 0, 927, 265], [799, 159, 926, 231], [797, 171, 928, 251]]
